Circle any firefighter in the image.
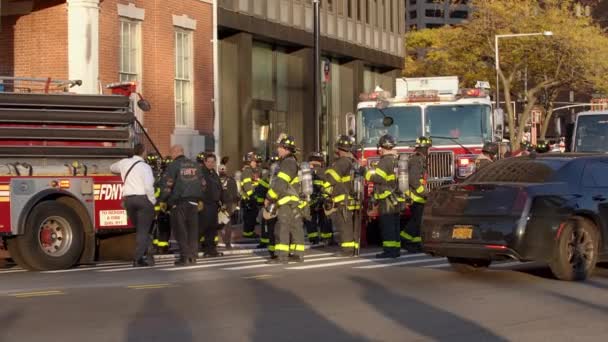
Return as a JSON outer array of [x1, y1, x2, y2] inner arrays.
[[324, 135, 359, 257], [536, 140, 550, 153], [219, 162, 239, 250], [240, 151, 261, 240], [365, 134, 404, 258], [305, 152, 332, 245], [402, 136, 431, 253], [255, 154, 271, 248], [159, 145, 204, 266], [475, 142, 498, 171], [197, 152, 223, 258], [146, 153, 171, 254], [260, 154, 280, 257], [265, 135, 307, 264]]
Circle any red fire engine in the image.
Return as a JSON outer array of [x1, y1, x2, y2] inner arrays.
[[0, 77, 158, 271]]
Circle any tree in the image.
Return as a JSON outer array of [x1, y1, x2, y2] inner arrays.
[[404, 0, 608, 150]]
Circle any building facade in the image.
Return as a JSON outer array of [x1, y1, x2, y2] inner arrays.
[[0, 0, 214, 156], [405, 0, 469, 31], [218, 0, 405, 162]]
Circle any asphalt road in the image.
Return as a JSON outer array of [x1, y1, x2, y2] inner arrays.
[[1, 248, 608, 342]]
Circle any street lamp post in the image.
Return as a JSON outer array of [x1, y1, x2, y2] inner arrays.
[[494, 31, 554, 110]]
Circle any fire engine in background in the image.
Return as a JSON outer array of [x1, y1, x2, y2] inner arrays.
[[353, 76, 502, 241], [571, 110, 608, 153], [0, 77, 158, 271]]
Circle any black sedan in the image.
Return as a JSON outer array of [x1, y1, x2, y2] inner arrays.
[[422, 153, 608, 281]]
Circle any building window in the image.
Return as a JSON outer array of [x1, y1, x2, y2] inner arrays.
[[174, 29, 194, 128], [252, 42, 274, 101], [119, 18, 141, 83], [426, 23, 444, 29], [409, 0, 417, 4], [449, 10, 468, 19], [409, 10, 417, 19], [425, 9, 443, 18]]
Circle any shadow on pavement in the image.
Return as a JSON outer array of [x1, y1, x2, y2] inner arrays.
[[0, 309, 23, 342], [248, 279, 368, 342], [546, 291, 608, 315], [350, 276, 508, 342], [125, 293, 193, 342]]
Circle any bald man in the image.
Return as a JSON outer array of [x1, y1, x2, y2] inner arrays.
[[159, 145, 205, 266]]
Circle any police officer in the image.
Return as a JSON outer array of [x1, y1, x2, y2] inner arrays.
[[365, 134, 403, 259], [146, 153, 171, 254], [305, 152, 332, 245], [159, 145, 204, 266], [265, 135, 307, 264], [324, 135, 358, 257], [197, 152, 223, 257], [240, 152, 261, 239], [475, 142, 498, 171], [262, 154, 280, 258], [219, 162, 239, 249], [402, 136, 431, 253]]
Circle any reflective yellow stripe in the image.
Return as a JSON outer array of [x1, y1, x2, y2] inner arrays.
[[405, 190, 426, 204], [291, 177, 300, 184], [341, 241, 359, 249], [275, 244, 290, 251], [341, 175, 351, 182], [258, 179, 270, 188], [242, 231, 256, 237], [242, 178, 252, 184], [333, 194, 346, 203], [153, 239, 159, 245], [365, 170, 373, 181], [277, 172, 292, 183], [154, 206, 161, 211], [347, 205, 361, 210], [268, 245, 276, 251], [260, 238, 270, 244], [386, 174, 396, 181], [325, 169, 341, 182], [154, 188, 161, 197], [383, 241, 401, 248], [320, 233, 333, 238], [156, 241, 169, 247], [313, 180, 325, 186], [289, 244, 305, 251], [256, 197, 265, 203], [400, 231, 422, 242], [277, 195, 300, 206], [297, 201, 307, 209], [308, 232, 320, 238], [375, 167, 389, 180], [322, 182, 331, 189], [268, 189, 279, 199], [374, 190, 392, 200], [246, 190, 254, 196]]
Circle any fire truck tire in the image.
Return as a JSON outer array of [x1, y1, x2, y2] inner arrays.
[[6, 238, 34, 271], [16, 201, 84, 271]]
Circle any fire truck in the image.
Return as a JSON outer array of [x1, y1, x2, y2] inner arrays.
[[354, 76, 500, 241], [0, 77, 158, 271]]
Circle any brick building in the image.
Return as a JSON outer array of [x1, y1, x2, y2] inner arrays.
[[0, 0, 214, 156]]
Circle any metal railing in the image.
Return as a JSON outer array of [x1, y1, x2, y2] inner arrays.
[[133, 117, 162, 158], [0, 77, 82, 94]]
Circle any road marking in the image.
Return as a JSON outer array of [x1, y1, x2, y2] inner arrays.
[[0, 269, 28, 274], [242, 274, 273, 280], [10, 290, 64, 298], [97, 263, 174, 273], [42, 265, 132, 273], [285, 252, 423, 270], [423, 263, 450, 268], [224, 264, 274, 271], [492, 261, 528, 268], [353, 255, 437, 269], [127, 283, 171, 290]]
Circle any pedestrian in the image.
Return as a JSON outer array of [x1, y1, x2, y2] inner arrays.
[[198, 152, 224, 258], [110, 143, 156, 267], [324, 135, 359, 257], [159, 145, 205, 266], [475, 142, 498, 171], [219, 162, 239, 249], [240, 151, 262, 239], [365, 134, 404, 259], [402, 136, 431, 253], [265, 135, 307, 264]]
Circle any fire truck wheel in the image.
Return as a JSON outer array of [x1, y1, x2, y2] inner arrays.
[[6, 238, 34, 270], [16, 201, 84, 271]]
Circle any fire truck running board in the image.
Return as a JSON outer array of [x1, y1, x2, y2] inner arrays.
[[0, 127, 130, 141], [0, 146, 133, 158]]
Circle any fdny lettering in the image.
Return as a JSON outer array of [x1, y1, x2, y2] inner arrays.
[[99, 184, 123, 201], [181, 168, 198, 176]]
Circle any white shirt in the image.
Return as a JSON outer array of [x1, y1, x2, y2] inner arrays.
[[110, 155, 156, 205]]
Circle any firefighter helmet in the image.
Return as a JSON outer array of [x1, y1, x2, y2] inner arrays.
[[196, 151, 206, 163], [378, 134, 397, 150], [536, 140, 550, 153], [482, 142, 499, 156], [277, 135, 297, 153], [161, 156, 173, 169], [145, 153, 160, 166], [243, 151, 259, 163], [415, 136, 432, 148], [521, 140, 533, 152], [335, 135, 354, 152], [308, 151, 325, 163], [268, 154, 280, 163]]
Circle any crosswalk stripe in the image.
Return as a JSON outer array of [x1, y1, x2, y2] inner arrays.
[[0, 269, 28, 274], [167, 252, 336, 272], [285, 252, 425, 270], [42, 265, 134, 274], [423, 263, 450, 268], [224, 264, 273, 271], [353, 255, 435, 269]]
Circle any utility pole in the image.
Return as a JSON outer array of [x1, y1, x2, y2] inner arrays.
[[313, 0, 321, 152]]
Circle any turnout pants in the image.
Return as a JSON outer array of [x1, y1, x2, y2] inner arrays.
[[402, 202, 424, 249], [242, 199, 259, 237], [380, 212, 401, 256], [274, 205, 305, 259], [200, 202, 220, 253], [171, 202, 199, 260], [124, 195, 155, 261], [153, 212, 171, 250], [331, 207, 357, 252], [305, 209, 332, 243], [262, 217, 278, 253]]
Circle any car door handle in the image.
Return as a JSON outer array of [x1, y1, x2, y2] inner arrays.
[[592, 195, 606, 202]]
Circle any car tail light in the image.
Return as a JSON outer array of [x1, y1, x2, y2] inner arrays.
[[456, 155, 477, 179]]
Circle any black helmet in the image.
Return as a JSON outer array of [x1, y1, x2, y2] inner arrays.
[[243, 151, 258, 163], [378, 134, 397, 150], [308, 151, 325, 163], [536, 140, 549, 153], [277, 135, 297, 153], [145, 153, 160, 166], [335, 135, 354, 152], [521, 140, 534, 152], [161, 156, 173, 169], [482, 142, 498, 156], [268, 154, 280, 163], [415, 136, 432, 148], [196, 151, 206, 163]]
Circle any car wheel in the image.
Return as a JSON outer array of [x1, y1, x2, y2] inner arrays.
[[549, 217, 599, 281], [447, 257, 491, 273], [14, 201, 84, 271]]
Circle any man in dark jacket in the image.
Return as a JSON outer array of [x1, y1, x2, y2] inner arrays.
[[198, 152, 224, 258], [402, 136, 431, 253], [240, 152, 261, 239], [159, 145, 204, 266]]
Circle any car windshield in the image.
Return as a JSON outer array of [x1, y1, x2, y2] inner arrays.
[[357, 107, 422, 147], [574, 115, 608, 152], [425, 104, 492, 145], [466, 158, 567, 183]]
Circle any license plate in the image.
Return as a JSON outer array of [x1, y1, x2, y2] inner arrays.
[[452, 225, 473, 239]]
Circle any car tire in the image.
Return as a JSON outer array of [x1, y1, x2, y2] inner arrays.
[[549, 217, 599, 281], [14, 201, 84, 271], [447, 257, 491, 272]]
